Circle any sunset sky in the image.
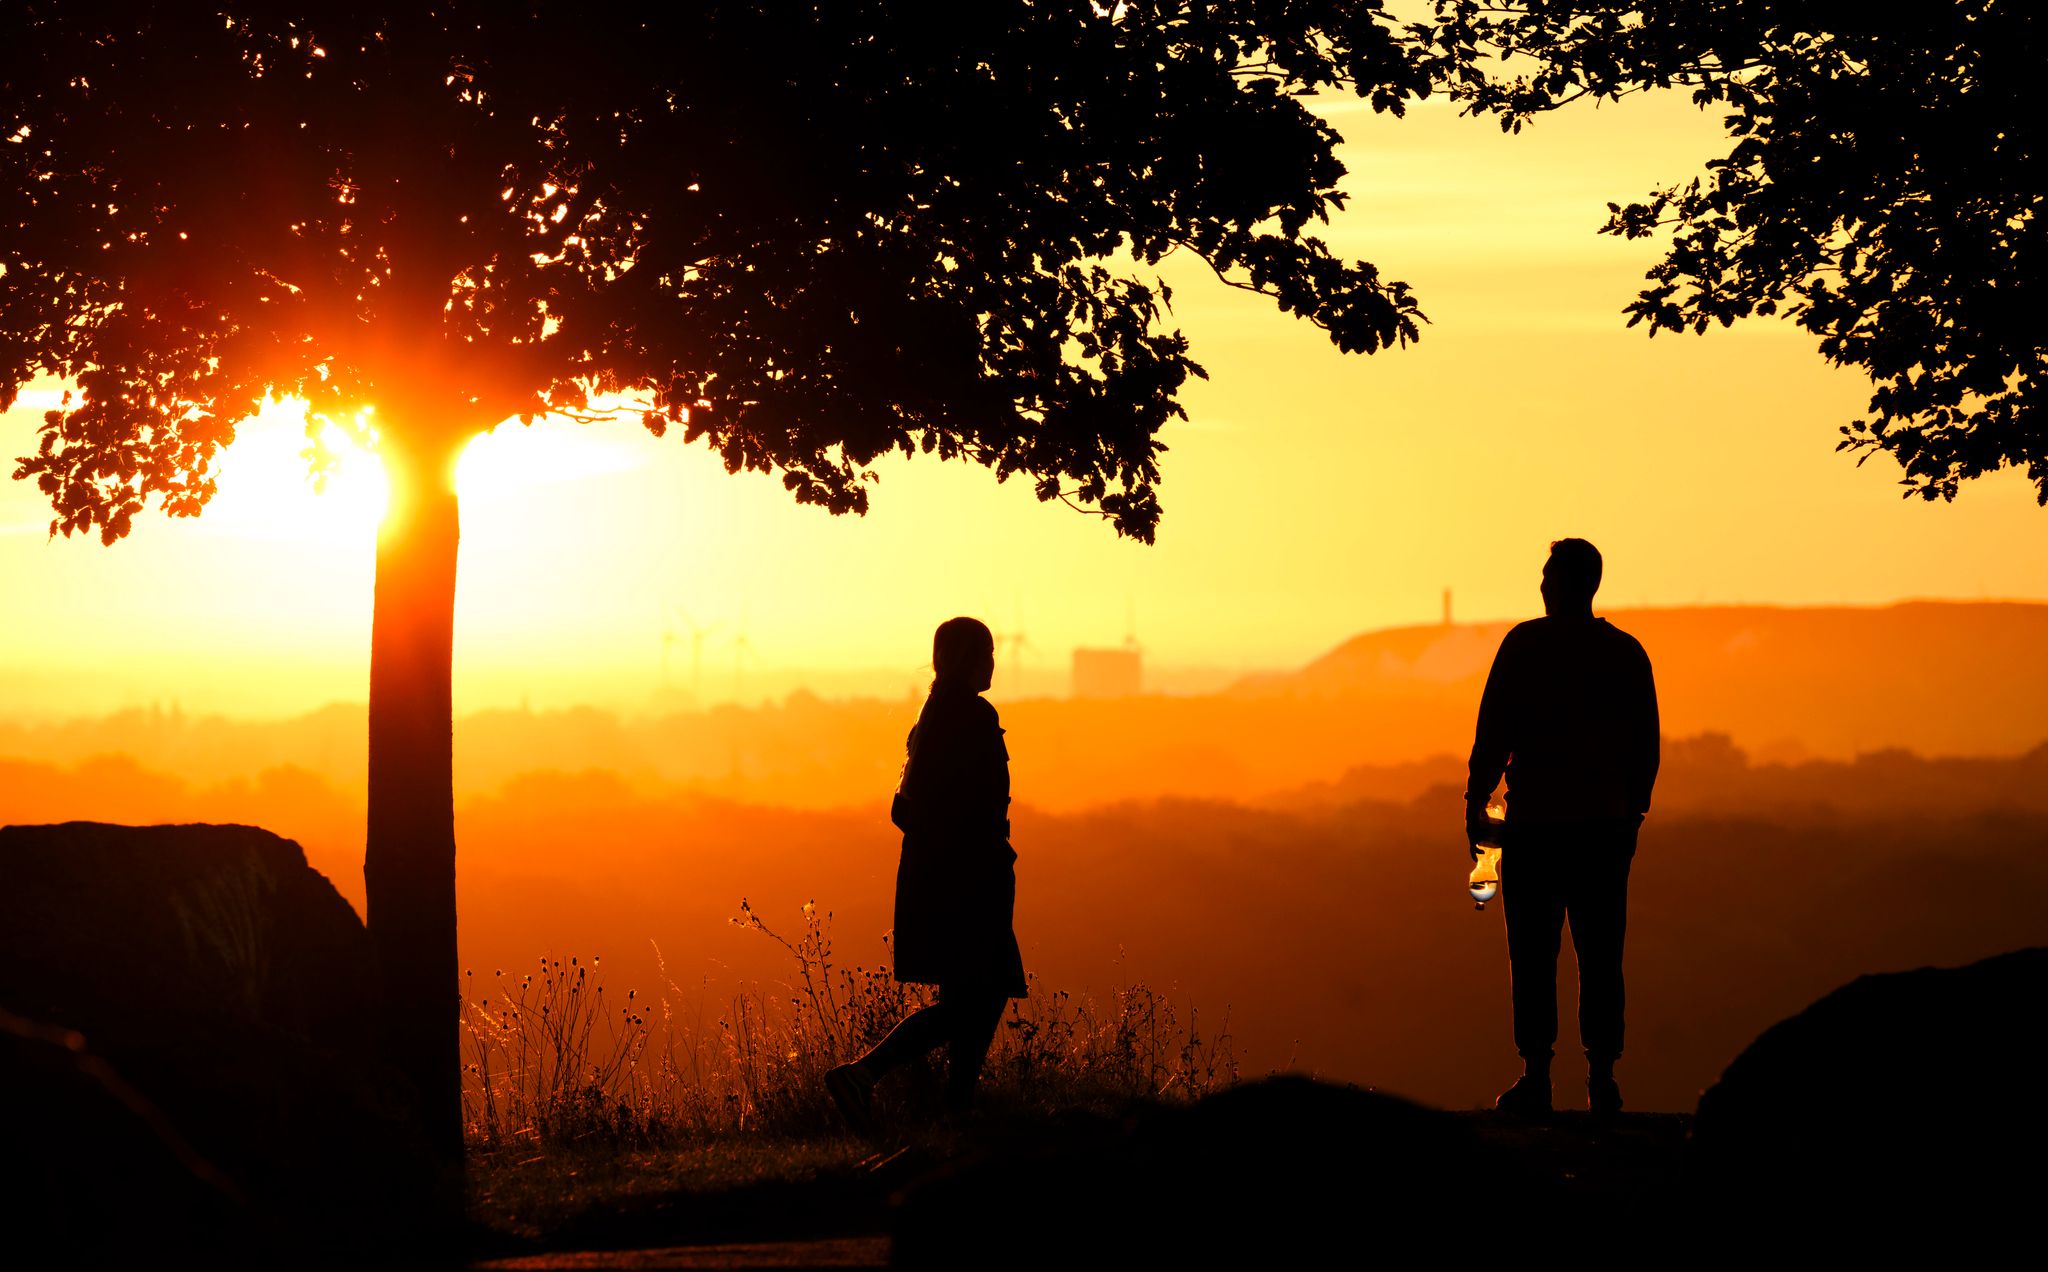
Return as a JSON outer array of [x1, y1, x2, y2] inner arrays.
[[5, 89, 2045, 719]]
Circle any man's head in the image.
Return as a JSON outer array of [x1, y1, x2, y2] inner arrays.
[[1541, 538, 1602, 616]]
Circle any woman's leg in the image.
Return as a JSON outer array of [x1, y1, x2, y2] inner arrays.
[[942, 990, 1009, 1111], [856, 998, 953, 1076], [829, 988, 1009, 1132], [829, 995, 951, 1136]]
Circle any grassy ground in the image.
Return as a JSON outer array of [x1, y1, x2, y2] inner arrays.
[[466, 1108, 1693, 1267], [469, 1137, 883, 1254], [462, 917, 1689, 1266], [467, 1118, 1032, 1257]]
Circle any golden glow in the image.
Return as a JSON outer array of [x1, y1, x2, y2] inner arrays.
[[455, 419, 640, 505], [204, 401, 389, 545], [3, 89, 2047, 719], [200, 404, 647, 538]]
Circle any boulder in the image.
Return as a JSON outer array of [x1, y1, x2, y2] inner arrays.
[[0, 1007, 257, 1265], [0, 822, 432, 1251], [892, 1077, 1528, 1268], [0, 822, 374, 1046], [1689, 947, 2048, 1256]]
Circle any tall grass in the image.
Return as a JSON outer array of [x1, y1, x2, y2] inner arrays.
[[461, 899, 1237, 1153]]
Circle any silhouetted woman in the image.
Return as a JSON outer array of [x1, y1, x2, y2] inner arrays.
[[826, 617, 1027, 1134]]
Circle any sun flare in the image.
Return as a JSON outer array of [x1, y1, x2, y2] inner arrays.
[[455, 418, 640, 505], [203, 400, 390, 544], [197, 402, 649, 544]]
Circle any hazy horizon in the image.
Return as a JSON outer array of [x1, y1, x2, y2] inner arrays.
[[9, 595, 2048, 722]]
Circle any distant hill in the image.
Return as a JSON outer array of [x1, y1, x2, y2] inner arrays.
[[1235, 601, 2048, 761], [3, 602, 2041, 815]]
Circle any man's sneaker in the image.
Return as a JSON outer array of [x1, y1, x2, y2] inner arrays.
[[1494, 1073, 1553, 1117], [1588, 1071, 1623, 1117], [825, 1063, 878, 1139]]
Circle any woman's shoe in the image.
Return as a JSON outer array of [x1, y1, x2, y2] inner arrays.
[[826, 1063, 878, 1139]]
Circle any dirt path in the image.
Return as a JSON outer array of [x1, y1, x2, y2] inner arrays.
[[473, 1235, 890, 1271]]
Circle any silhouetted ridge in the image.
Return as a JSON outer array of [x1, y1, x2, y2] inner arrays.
[[1243, 601, 2048, 758]]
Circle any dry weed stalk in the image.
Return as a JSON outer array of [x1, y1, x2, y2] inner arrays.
[[461, 900, 1236, 1152]]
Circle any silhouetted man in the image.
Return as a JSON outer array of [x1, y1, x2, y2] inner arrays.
[[1467, 538, 1658, 1116]]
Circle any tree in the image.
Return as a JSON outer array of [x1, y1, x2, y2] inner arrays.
[[2, 1, 1433, 1163], [1410, 0, 2044, 501]]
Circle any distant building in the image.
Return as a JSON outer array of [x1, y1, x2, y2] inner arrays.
[[1071, 646, 1142, 699]]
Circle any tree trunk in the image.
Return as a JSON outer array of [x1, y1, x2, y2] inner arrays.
[[364, 429, 464, 1175]]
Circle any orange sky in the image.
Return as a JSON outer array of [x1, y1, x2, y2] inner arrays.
[[4, 90, 2046, 718]]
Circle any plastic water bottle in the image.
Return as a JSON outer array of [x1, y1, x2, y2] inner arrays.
[[1468, 805, 1505, 910], [1468, 844, 1501, 910]]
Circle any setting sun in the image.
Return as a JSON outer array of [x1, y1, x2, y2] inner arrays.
[[196, 402, 654, 545], [201, 401, 389, 545]]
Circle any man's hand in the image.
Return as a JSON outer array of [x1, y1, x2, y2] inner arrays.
[[1465, 811, 1492, 860]]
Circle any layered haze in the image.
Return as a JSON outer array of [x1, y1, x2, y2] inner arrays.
[[5, 602, 2046, 1111]]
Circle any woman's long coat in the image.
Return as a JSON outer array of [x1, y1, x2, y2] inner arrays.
[[890, 682, 1027, 996]]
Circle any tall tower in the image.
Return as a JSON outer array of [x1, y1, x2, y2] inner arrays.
[[1442, 587, 1453, 627]]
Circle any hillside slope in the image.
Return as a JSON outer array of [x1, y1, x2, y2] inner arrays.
[[1245, 601, 2048, 760]]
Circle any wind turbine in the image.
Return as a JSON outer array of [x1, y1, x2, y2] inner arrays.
[[665, 608, 725, 701], [731, 624, 760, 701], [995, 628, 1034, 695]]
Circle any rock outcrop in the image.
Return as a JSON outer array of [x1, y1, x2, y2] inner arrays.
[[0, 822, 431, 1253], [1690, 946, 2047, 1256], [0, 1006, 254, 1263], [892, 1077, 1527, 1268]]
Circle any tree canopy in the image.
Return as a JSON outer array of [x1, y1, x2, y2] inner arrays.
[[3, 1, 1444, 1164], [1412, 0, 2044, 502], [4, 1, 1432, 543]]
